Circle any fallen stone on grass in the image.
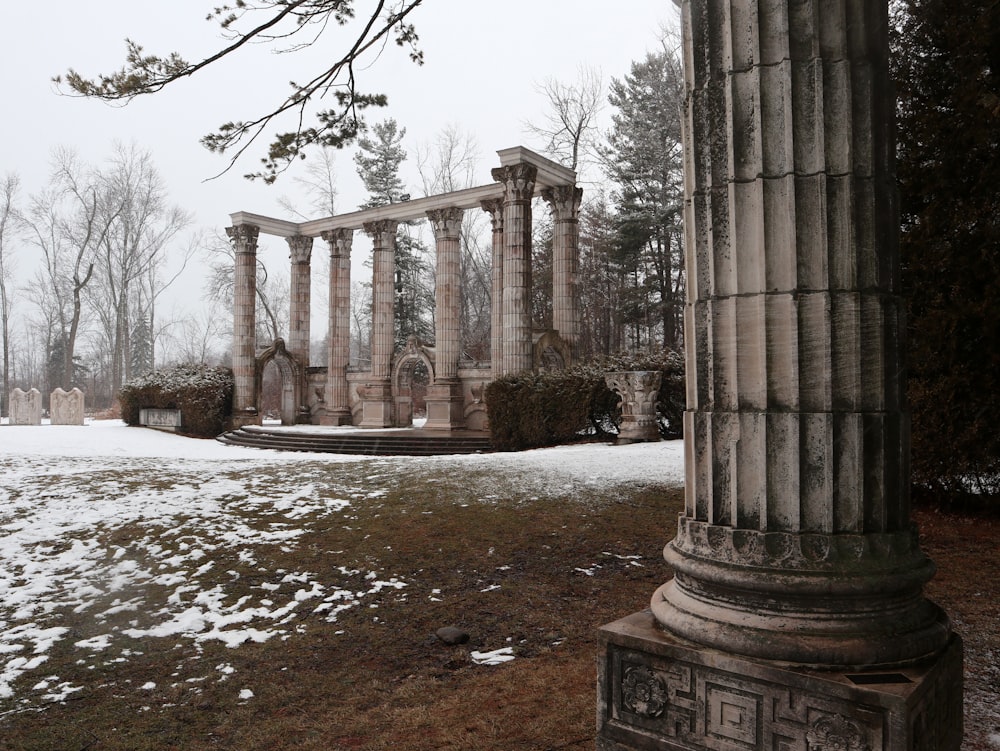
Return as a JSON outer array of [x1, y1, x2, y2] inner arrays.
[[435, 626, 470, 645]]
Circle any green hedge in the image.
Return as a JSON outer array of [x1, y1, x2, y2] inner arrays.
[[118, 364, 234, 438], [485, 350, 685, 451]]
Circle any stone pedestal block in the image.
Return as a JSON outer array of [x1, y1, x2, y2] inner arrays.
[[9, 388, 42, 425], [597, 611, 963, 751], [50, 387, 85, 425], [318, 407, 353, 426], [423, 381, 466, 431], [606, 371, 662, 444], [358, 381, 393, 428]]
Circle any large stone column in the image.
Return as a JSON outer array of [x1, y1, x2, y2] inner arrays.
[[597, 2, 962, 750], [286, 235, 313, 368], [543, 184, 583, 354], [360, 220, 397, 427], [490, 163, 537, 376], [424, 207, 465, 430], [481, 198, 505, 380], [320, 229, 353, 426], [226, 223, 260, 428]]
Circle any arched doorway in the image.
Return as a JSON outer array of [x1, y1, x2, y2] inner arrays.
[[391, 337, 435, 427], [254, 339, 307, 425]]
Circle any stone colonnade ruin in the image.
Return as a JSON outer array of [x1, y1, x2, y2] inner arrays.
[[596, 1, 962, 750], [226, 147, 580, 431]]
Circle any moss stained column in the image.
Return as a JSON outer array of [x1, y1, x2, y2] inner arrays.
[[226, 223, 260, 427]]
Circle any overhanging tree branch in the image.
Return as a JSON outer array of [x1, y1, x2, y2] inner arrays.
[[55, 1, 425, 183]]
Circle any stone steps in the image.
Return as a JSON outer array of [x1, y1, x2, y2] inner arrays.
[[216, 425, 494, 456]]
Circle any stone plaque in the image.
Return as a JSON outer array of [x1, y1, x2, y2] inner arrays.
[[50, 387, 85, 425], [9, 388, 42, 425]]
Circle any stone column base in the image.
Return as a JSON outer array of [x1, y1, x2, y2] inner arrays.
[[228, 409, 260, 430], [319, 408, 353, 426], [597, 610, 962, 751], [423, 382, 465, 430], [358, 382, 393, 428]]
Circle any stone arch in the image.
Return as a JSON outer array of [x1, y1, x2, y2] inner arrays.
[[390, 336, 435, 427], [532, 330, 571, 373], [255, 338, 308, 425]]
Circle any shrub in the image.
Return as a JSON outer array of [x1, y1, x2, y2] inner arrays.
[[486, 350, 685, 451], [118, 364, 234, 438]]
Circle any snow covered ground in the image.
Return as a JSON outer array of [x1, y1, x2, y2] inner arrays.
[[0, 419, 685, 711]]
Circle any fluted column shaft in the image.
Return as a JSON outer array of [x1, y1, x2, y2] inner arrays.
[[428, 207, 464, 381], [364, 220, 398, 381], [322, 229, 353, 424], [490, 164, 537, 376], [286, 235, 313, 367], [543, 185, 583, 352], [652, 0, 950, 668], [227, 224, 260, 419], [481, 198, 505, 379]]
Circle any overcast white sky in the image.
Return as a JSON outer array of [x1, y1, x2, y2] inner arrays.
[[1, 1, 677, 343]]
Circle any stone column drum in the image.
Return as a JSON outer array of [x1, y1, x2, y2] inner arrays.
[[360, 220, 397, 427], [286, 235, 313, 368], [320, 229, 353, 426], [424, 207, 466, 430], [597, 2, 962, 750], [490, 163, 537, 376], [543, 184, 583, 353], [227, 224, 260, 427], [481, 198, 505, 380]]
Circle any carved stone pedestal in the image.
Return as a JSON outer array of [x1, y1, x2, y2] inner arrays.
[[597, 611, 963, 751], [423, 381, 465, 430], [228, 408, 259, 430], [358, 382, 393, 428], [319, 408, 353, 427]]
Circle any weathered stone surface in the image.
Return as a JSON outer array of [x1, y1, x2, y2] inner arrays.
[[139, 408, 183, 430], [50, 387, 85, 426], [597, 611, 963, 751], [605, 371, 661, 444], [226, 224, 260, 428], [320, 229, 353, 426], [9, 388, 41, 425]]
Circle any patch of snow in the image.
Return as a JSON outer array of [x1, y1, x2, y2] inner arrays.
[[471, 647, 516, 666]]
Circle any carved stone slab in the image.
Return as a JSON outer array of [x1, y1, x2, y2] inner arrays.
[[50, 387, 85, 425], [9, 388, 42, 425], [597, 610, 963, 751]]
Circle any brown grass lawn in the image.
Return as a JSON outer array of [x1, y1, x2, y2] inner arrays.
[[1, 471, 996, 751]]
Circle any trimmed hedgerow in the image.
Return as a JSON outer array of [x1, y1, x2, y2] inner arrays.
[[118, 364, 234, 438], [485, 350, 685, 451]]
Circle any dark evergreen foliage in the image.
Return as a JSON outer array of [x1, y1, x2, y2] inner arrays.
[[892, 0, 1000, 503], [485, 350, 684, 452], [118, 363, 234, 437]]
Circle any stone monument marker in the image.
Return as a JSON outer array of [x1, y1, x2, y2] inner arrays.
[[9, 388, 42, 426], [50, 387, 85, 426], [597, 1, 963, 750]]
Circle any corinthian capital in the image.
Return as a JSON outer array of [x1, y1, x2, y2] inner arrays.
[[426, 207, 464, 239], [363, 219, 399, 248], [491, 163, 537, 203], [542, 185, 583, 222], [322, 228, 354, 258], [480, 198, 504, 231], [286, 235, 313, 265], [226, 224, 260, 255]]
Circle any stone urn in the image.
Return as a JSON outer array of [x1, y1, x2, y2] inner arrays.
[[604, 371, 661, 444]]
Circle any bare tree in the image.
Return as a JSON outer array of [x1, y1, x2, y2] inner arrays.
[[85, 145, 191, 393], [0, 173, 20, 416], [525, 66, 604, 177]]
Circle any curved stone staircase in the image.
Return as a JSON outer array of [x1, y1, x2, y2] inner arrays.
[[216, 425, 494, 456]]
